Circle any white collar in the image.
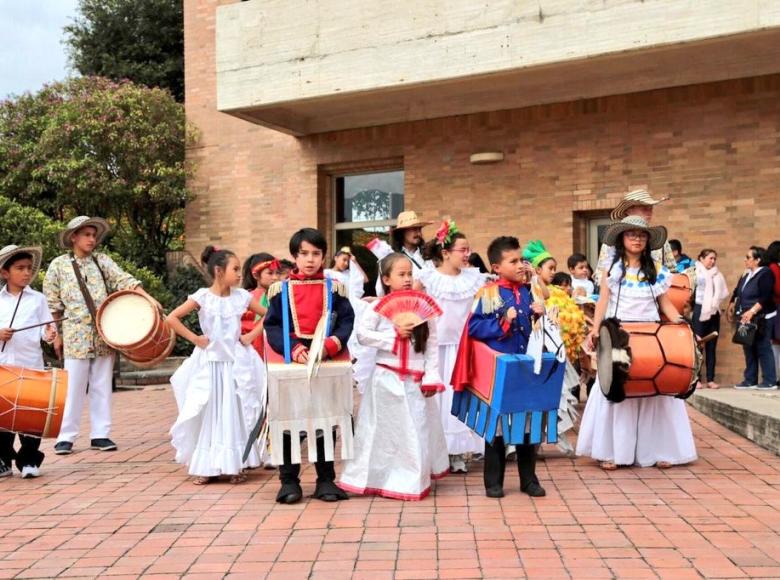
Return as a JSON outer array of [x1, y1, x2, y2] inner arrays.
[[0, 285, 25, 298]]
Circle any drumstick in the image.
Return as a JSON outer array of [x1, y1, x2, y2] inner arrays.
[[9, 318, 67, 333], [1, 319, 67, 353]]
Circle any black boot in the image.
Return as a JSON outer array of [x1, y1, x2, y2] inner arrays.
[[517, 443, 546, 498], [312, 432, 348, 502], [484, 436, 507, 498], [276, 433, 303, 504]]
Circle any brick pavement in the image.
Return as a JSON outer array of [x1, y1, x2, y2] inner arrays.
[[1, 386, 779, 579]]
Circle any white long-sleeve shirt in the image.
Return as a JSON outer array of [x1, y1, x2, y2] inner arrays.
[[0, 286, 51, 370]]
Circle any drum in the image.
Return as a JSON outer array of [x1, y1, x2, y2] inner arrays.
[[598, 321, 700, 401], [264, 337, 353, 465], [97, 290, 175, 368], [0, 365, 68, 438], [667, 273, 693, 316], [451, 340, 564, 445]]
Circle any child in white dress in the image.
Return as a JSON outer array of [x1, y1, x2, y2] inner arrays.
[[167, 246, 267, 484], [576, 218, 697, 469], [339, 253, 449, 500], [416, 221, 486, 473]]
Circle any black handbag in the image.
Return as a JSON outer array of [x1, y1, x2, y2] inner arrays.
[[732, 321, 757, 346]]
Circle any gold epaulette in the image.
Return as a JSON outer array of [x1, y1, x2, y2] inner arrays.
[[330, 280, 347, 298], [266, 281, 283, 299], [473, 282, 502, 314]]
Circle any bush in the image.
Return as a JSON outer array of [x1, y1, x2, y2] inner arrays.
[[167, 265, 206, 356], [0, 195, 171, 308]]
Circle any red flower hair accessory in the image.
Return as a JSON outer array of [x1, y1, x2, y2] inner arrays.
[[435, 219, 459, 247]]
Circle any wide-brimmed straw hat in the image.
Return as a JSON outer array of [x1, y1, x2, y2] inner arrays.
[[0, 245, 43, 279], [58, 216, 111, 249], [610, 189, 669, 220], [394, 211, 432, 230], [603, 216, 667, 250]]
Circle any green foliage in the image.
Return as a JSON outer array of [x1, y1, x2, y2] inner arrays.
[[64, 0, 184, 102], [166, 265, 206, 356], [0, 76, 197, 275], [0, 195, 171, 308]]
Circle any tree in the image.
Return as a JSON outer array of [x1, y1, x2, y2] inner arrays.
[[64, 0, 184, 102], [0, 76, 197, 275]]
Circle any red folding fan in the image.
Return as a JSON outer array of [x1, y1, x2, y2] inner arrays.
[[375, 290, 443, 327]]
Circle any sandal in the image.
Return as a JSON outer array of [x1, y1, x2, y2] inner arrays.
[[229, 474, 247, 484], [707, 382, 719, 389], [656, 461, 672, 469], [192, 476, 214, 485], [600, 461, 617, 471]]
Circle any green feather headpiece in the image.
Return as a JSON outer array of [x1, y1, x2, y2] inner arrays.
[[522, 240, 554, 268]]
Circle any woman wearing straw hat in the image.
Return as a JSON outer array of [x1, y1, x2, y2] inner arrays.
[[0, 245, 57, 479], [576, 216, 697, 470], [43, 216, 159, 455], [593, 189, 678, 284]]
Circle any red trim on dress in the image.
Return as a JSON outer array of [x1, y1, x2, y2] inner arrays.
[[337, 470, 448, 501]]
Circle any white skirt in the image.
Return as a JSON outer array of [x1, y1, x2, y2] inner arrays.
[[339, 366, 449, 500], [170, 345, 265, 475], [576, 380, 697, 467], [435, 344, 485, 456]]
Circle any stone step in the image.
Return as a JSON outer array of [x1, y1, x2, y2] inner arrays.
[[689, 387, 780, 455], [115, 356, 184, 389]]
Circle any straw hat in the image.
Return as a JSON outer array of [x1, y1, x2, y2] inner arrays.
[[0, 245, 43, 279], [610, 189, 669, 220], [603, 216, 667, 250], [394, 211, 432, 230], [58, 216, 111, 249]]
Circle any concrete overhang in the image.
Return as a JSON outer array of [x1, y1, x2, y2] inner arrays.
[[215, 0, 780, 136]]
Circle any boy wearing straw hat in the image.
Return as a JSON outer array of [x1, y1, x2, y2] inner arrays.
[[43, 216, 156, 455], [0, 245, 57, 478], [593, 189, 677, 284]]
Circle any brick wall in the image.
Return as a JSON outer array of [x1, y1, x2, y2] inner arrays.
[[186, 0, 780, 385]]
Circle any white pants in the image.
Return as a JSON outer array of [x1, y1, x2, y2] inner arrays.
[[58, 356, 115, 443]]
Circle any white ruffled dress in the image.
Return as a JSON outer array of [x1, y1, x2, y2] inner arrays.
[[170, 288, 266, 476], [576, 264, 697, 467], [338, 303, 449, 500], [417, 267, 486, 456]]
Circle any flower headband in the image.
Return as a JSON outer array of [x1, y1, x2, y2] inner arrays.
[[251, 259, 280, 275], [522, 240, 554, 268], [435, 219, 459, 247]]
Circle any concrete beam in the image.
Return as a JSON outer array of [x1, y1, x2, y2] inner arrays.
[[216, 0, 780, 134]]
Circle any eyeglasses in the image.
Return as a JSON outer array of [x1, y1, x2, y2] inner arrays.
[[624, 231, 649, 240], [449, 248, 472, 256]]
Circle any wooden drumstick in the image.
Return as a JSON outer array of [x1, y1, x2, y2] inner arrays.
[[1, 318, 67, 352]]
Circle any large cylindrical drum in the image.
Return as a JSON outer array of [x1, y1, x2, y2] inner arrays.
[[0, 365, 68, 438], [97, 290, 175, 368], [599, 321, 700, 400]]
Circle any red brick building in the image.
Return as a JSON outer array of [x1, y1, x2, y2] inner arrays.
[[184, 0, 780, 383]]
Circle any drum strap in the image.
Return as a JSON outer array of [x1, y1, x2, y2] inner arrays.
[[69, 253, 110, 323], [281, 281, 291, 364]]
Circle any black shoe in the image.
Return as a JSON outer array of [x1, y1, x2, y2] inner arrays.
[[90, 439, 117, 451], [485, 485, 505, 498], [0, 461, 11, 478], [276, 482, 303, 504], [521, 481, 547, 497], [54, 441, 73, 455], [313, 480, 348, 502]]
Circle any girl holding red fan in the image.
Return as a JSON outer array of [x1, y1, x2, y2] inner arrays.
[[338, 253, 449, 500], [416, 220, 487, 473]]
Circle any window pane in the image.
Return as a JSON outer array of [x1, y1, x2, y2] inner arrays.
[[335, 170, 404, 223], [336, 227, 391, 296]]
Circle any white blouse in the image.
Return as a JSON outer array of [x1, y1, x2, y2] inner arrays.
[[357, 301, 444, 387], [189, 287, 251, 362], [416, 267, 486, 346], [605, 262, 672, 323]]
